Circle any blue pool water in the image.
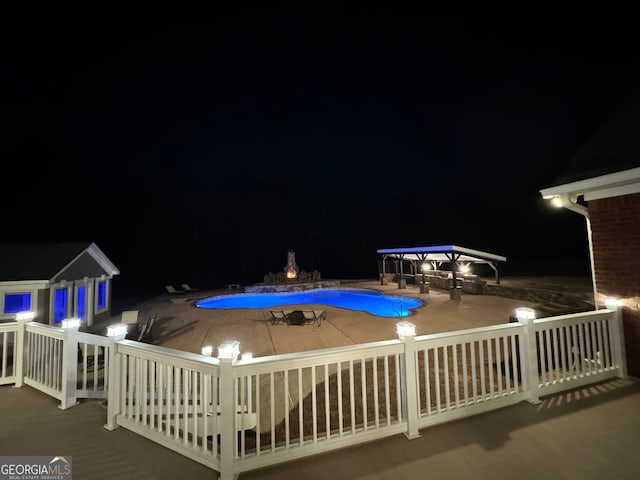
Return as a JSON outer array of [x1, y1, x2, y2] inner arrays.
[[195, 288, 423, 318]]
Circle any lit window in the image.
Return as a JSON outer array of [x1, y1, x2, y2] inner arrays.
[[77, 286, 86, 320], [54, 289, 68, 323], [4, 292, 32, 314], [97, 281, 107, 310]]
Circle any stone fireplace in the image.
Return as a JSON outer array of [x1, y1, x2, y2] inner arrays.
[[284, 250, 299, 279], [253, 251, 334, 291]]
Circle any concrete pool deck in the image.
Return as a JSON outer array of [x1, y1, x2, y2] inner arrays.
[[116, 279, 543, 357]]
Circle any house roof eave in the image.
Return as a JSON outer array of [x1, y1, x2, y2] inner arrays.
[[540, 166, 640, 202]]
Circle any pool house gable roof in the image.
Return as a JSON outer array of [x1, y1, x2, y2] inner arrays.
[[376, 245, 506, 264], [0, 242, 120, 284]]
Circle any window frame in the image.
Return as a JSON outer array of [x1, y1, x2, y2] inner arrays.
[[2, 291, 32, 315], [95, 278, 109, 314], [52, 284, 72, 324]]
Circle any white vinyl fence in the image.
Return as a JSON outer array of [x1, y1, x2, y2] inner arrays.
[[0, 304, 627, 480]]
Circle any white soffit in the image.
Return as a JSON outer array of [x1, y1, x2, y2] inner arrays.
[[540, 166, 640, 201]]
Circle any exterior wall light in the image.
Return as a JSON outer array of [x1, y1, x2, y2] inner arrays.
[[515, 307, 536, 320], [218, 340, 240, 360], [201, 345, 213, 356], [605, 297, 623, 308], [61, 318, 81, 329], [396, 320, 416, 339], [16, 311, 36, 321], [421, 263, 431, 272], [550, 196, 564, 208], [107, 323, 128, 337]]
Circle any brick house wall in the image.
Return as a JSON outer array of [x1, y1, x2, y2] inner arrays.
[[589, 192, 640, 376]]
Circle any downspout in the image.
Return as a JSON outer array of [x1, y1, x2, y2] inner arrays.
[[558, 193, 598, 309]]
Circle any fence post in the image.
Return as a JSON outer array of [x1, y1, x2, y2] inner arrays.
[[13, 316, 31, 388], [516, 308, 540, 404], [606, 298, 628, 379], [105, 324, 127, 431], [218, 340, 240, 480], [59, 319, 81, 410], [397, 321, 420, 439]]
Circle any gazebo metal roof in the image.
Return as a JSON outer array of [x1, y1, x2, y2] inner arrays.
[[377, 245, 506, 264]]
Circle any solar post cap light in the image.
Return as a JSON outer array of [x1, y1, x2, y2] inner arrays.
[[201, 345, 214, 356], [16, 311, 36, 321], [61, 318, 81, 329], [515, 307, 536, 320], [107, 323, 127, 337], [396, 321, 416, 340], [218, 340, 240, 360]]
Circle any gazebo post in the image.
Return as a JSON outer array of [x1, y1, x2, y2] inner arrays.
[[488, 262, 500, 285], [448, 253, 461, 300], [381, 255, 388, 285], [398, 254, 406, 289], [419, 254, 429, 293]]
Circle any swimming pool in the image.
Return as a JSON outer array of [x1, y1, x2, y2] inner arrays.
[[195, 288, 423, 318]]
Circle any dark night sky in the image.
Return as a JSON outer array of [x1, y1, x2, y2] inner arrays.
[[2, 6, 639, 295]]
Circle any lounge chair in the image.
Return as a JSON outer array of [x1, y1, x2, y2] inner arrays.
[[268, 310, 288, 325], [165, 285, 183, 294], [181, 283, 200, 292], [302, 310, 325, 327]]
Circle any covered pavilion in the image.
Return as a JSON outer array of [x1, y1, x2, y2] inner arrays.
[[377, 245, 507, 298]]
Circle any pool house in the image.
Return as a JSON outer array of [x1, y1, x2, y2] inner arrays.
[[0, 242, 120, 326]]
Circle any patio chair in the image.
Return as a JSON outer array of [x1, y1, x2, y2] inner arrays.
[[181, 283, 200, 292], [137, 313, 158, 342], [165, 285, 183, 294], [268, 310, 288, 325], [78, 343, 105, 370]]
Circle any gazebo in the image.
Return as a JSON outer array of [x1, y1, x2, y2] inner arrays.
[[377, 244, 506, 299]]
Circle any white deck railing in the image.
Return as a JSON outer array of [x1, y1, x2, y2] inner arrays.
[[77, 331, 111, 399], [413, 322, 529, 429], [2, 319, 111, 408], [1, 305, 627, 480], [104, 340, 222, 471], [532, 309, 625, 396], [0, 322, 18, 385], [231, 340, 406, 472]]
